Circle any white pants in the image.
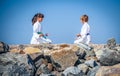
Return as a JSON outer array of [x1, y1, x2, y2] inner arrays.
[[30, 37, 52, 44], [74, 35, 91, 44]]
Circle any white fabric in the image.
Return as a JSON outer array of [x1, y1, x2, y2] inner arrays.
[[30, 21, 52, 44], [74, 22, 91, 44]]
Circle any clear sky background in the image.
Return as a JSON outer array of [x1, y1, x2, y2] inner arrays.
[[0, 0, 120, 44]]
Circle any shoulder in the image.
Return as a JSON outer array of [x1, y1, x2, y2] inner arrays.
[[84, 22, 90, 27], [33, 21, 40, 27]]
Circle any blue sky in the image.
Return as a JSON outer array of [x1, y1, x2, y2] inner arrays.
[[0, 0, 120, 44]]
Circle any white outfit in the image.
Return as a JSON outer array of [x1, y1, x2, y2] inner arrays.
[[30, 21, 52, 44], [74, 22, 91, 44]]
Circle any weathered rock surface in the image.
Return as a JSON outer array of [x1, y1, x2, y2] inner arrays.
[[96, 64, 120, 76], [0, 38, 120, 76], [51, 48, 78, 70], [95, 48, 120, 66], [0, 52, 35, 76], [0, 42, 9, 54]]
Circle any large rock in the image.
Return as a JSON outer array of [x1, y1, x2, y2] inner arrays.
[[100, 52, 120, 66], [0, 42, 9, 54], [95, 48, 120, 66], [0, 52, 36, 76], [96, 64, 120, 76], [106, 38, 116, 49], [51, 45, 78, 70]]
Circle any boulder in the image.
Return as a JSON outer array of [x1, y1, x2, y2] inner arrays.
[[106, 38, 116, 49], [96, 64, 120, 76], [51, 49, 78, 70], [99, 51, 120, 66], [0, 42, 9, 54], [0, 52, 36, 76], [95, 48, 120, 66]]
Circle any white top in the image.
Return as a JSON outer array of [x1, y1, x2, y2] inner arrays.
[[80, 22, 90, 39], [33, 21, 42, 39], [30, 21, 42, 44]]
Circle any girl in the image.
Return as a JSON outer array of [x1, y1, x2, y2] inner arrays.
[[30, 13, 52, 44], [74, 14, 91, 44]]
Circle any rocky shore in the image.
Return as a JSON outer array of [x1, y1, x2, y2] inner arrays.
[[0, 38, 120, 76]]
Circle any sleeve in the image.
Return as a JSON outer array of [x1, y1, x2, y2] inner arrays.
[[33, 23, 39, 39]]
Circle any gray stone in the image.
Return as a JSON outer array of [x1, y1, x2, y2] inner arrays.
[[38, 64, 50, 74], [62, 66, 82, 76], [106, 38, 116, 49], [75, 48, 86, 59], [87, 66, 100, 76], [95, 48, 114, 60], [0, 42, 9, 54], [0, 52, 36, 76], [99, 51, 120, 66], [95, 48, 120, 66], [40, 73, 55, 76], [85, 59, 98, 68]]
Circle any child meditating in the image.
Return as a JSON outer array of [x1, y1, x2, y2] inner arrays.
[[30, 13, 52, 44], [74, 14, 91, 44]]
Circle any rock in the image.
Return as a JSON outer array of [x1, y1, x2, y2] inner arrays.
[[75, 48, 86, 59], [85, 50, 96, 57], [106, 38, 116, 49], [89, 44, 104, 52], [95, 48, 120, 66], [95, 48, 114, 60], [77, 64, 89, 75], [96, 64, 120, 76], [24, 47, 42, 54], [87, 66, 100, 76], [51, 49, 78, 70], [0, 42, 9, 54], [40, 73, 55, 76], [85, 56, 98, 62], [85, 59, 98, 68], [3, 43, 120, 76], [0, 52, 36, 76], [47, 63, 53, 72], [62, 66, 83, 76], [37, 64, 50, 74], [115, 44, 120, 52], [99, 51, 120, 66]]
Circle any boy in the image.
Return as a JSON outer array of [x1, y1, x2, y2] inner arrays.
[[74, 15, 91, 44]]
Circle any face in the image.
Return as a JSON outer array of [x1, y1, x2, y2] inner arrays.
[[80, 19, 84, 24], [37, 17, 43, 22]]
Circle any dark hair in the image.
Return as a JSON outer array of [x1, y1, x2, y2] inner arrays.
[[32, 13, 44, 25], [80, 14, 88, 22]]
